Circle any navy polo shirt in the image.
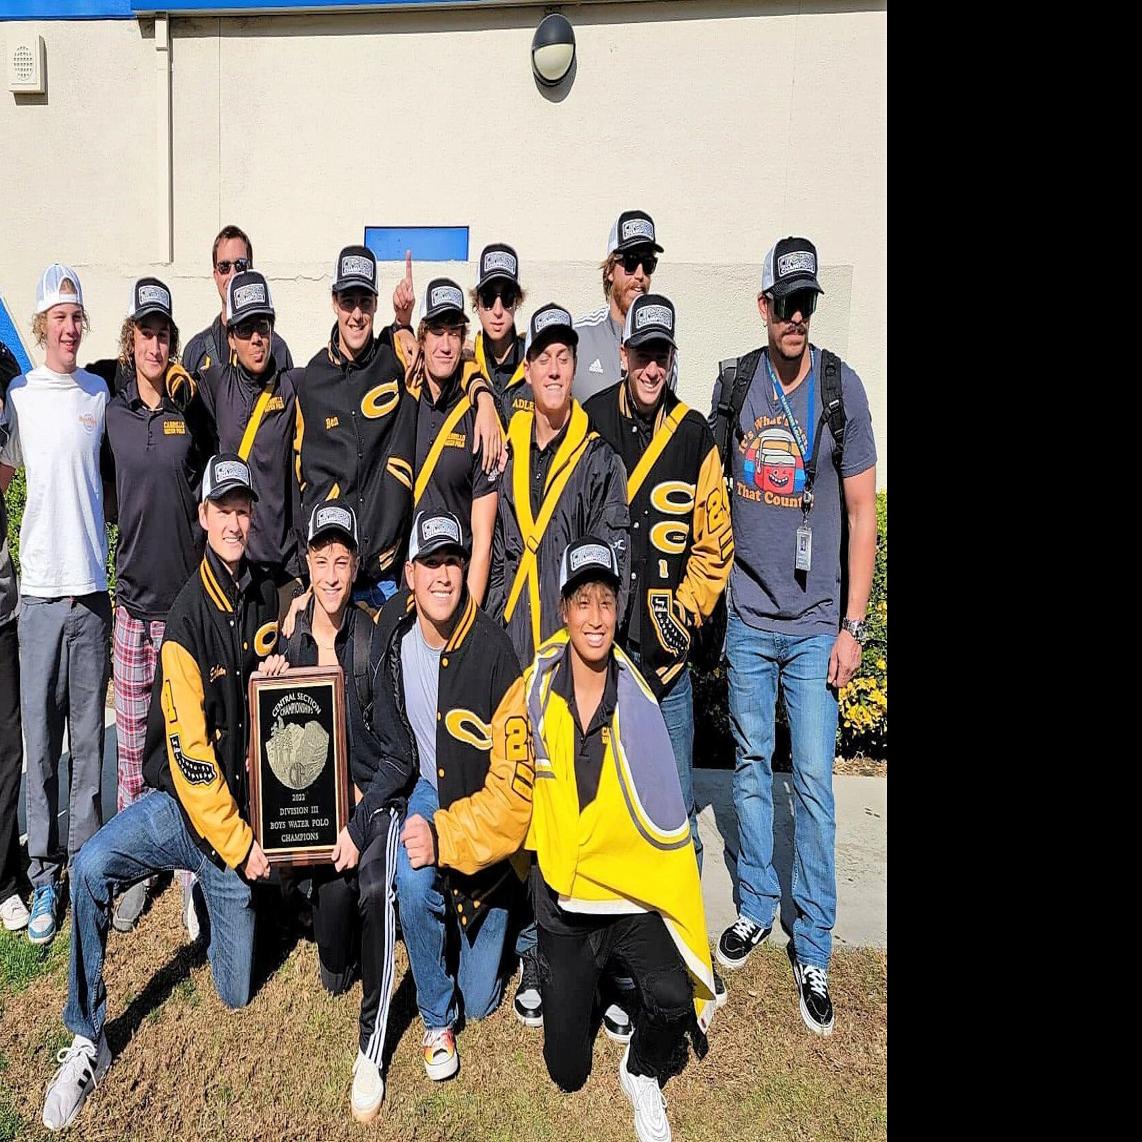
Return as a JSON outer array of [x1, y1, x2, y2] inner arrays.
[[105, 374, 211, 620]]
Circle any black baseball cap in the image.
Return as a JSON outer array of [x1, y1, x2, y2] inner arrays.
[[476, 244, 520, 290], [225, 271, 275, 326], [559, 536, 621, 597], [201, 453, 258, 503], [332, 245, 379, 295], [419, 278, 467, 324], [525, 303, 579, 359], [129, 277, 174, 323], [307, 502, 358, 549], [760, 237, 824, 299], [607, 210, 664, 255], [623, 293, 677, 349], [408, 510, 469, 562]]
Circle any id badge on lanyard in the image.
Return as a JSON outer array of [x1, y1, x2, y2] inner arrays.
[[768, 351, 816, 573]]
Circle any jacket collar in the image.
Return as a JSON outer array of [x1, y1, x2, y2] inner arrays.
[[294, 596, 357, 648], [619, 377, 677, 434], [199, 545, 253, 614], [327, 322, 380, 373], [393, 586, 478, 654]]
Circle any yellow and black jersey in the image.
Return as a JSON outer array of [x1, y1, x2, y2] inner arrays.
[[372, 588, 533, 934], [142, 547, 280, 870], [472, 329, 532, 425], [584, 381, 733, 696]]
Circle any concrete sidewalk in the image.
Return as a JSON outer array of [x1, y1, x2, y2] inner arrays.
[[22, 713, 888, 950]]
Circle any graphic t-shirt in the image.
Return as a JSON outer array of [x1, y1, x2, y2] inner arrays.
[[401, 621, 442, 789], [727, 348, 876, 636]]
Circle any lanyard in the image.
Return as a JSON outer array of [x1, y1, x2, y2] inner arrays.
[[766, 349, 819, 517]]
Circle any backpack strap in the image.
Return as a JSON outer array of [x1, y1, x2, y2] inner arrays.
[[818, 349, 846, 456], [710, 347, 763, 478], [351, 605, 374, 733]]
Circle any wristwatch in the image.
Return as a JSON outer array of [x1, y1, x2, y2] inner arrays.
[[841, 618, 867, 644]]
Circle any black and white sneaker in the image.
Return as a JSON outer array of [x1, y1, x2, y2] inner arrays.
[[715, 916, 771, 970], [603, 1002, 633, 1043], [713, 969, 728, 1009], [513, 949, 543, 1027], [793, 961, 834, 1036]]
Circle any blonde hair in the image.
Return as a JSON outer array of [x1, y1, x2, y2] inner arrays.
[[468, 285, 528, 311], [31, 278, 88, 346], [117, 316, 180, 367], [601, 253, 621, 300]]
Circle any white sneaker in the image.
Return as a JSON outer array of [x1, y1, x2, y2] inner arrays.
[[42, 1034, 112, 1132], [1, 892, 30, 932], [421, 1026, 459, 1081], [618, 1044, 671, 1142], [182, 876, 203, 943], [350, 1050, 385, 1123]]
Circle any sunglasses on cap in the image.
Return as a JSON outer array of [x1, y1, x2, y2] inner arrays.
[[232, 316, 273, 340], [477, 283, 520, 310], [215, 258, 250, 275], [619, 249, 658, 275], [770, 290, 818, 322], [335, 291, 377, 314]]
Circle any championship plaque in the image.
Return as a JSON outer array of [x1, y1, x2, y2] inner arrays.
[[247, 666, 349, 868]]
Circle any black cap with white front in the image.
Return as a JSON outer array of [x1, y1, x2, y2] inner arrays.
[[307, 502, 359, 549], [622, 293, 677, 349], [476, 244, 520, 290], [607, 210, 664, 256], [225, 271, 275, 327], [201, 452, 258, 503], [525, 303, 579, 358], [560, 536, 621, 597], [332, 245, 379, 295], [129, 277, 174, 323], [408, 509, 469, 562], [760, 237, 824, 299], [419, 278, 467, 324]]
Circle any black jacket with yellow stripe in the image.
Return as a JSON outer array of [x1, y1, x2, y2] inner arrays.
[[472, 329, 533, 425], [584, 381, 733, 697], [142, 547, 280, 870], [372, 588, 533, 937], [294, 325, 416, 584]]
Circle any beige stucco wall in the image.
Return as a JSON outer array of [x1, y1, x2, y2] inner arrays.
[[1, 1, 887, 479]]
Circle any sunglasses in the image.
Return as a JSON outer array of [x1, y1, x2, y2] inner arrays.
[[619, 249, 658, 275], [478, 284, 520, 310], [232, 317, 273, 340], [335, 292, 377, 314], [770, 290, 818, 322], [215, 258, 250, 275]]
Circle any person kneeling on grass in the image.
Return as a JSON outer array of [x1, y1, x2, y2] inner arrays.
[[524, 537, 716, 1142], [384, 510, 533, 1083], [40, 454, 279, 1133], [273, 501, 409, 1124]]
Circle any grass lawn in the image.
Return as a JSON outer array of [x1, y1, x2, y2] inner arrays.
[[0, 884, 886, 1141]]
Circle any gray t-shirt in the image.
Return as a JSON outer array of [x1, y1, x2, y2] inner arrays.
[[573, 305, 679, 404], [724, 348, 876, 636], [401, 621, 442, 789]]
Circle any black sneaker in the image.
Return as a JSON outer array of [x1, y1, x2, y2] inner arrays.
[[513, 950, 543, 1027], [602, 1002, 633, 1043], [714, 968, 728, 1009], [716, 916, 771, 969], [793, 961, 834, 1036]]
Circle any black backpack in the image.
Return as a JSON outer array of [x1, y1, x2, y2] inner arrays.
[[692, 346, 847, 671]]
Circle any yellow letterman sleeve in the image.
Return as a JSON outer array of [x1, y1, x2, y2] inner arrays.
[[159, 640, 254, 869], [675, 444, 735, 623], [293, 399, 306, 489], [434, 675, 534, 875]]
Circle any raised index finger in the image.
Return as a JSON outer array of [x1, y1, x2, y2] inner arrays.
[[404, 249, 413, 283]]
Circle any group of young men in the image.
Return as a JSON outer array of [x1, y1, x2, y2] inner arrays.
[[0, 213, 878, 1140]]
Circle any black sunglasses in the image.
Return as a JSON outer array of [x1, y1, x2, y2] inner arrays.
[[215, 258, 250, 275], [771, 290, 818, 322], [478, 284, 520, 310], [619, 249, 658, 275], [232, 316, 273, 340]]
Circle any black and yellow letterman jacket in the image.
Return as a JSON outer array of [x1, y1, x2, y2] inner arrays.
[[142, 547, 280, 869], [584, 381, 733, 697]]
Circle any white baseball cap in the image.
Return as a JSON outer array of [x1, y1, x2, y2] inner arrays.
[[35, 264, 84, 316]]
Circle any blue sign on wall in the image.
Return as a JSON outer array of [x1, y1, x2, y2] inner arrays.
[[0, 0, 553, 19], [364, 227, 469, 263], [0, 299, 33, 377]]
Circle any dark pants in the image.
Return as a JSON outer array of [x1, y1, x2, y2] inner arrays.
[[538, 910, 694, 1093], [309, 807, 401, 1064], [0, 619, 26, 901]]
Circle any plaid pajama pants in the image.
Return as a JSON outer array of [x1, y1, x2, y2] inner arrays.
[[113, 606, 166, 812]]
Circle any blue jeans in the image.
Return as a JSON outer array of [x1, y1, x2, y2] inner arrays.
[[629, 651, 700, 871], [352, 575, 399, 610], [65, 790, 256, 1042], [725, 612, 838, 969], [395, 778, 510, 1030]]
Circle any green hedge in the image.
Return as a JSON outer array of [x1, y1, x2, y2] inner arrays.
[[693, 490, 888, 764], [5, 469, 119, 589]]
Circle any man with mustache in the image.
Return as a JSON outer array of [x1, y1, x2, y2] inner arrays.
[[573, 210, 676, 403], [709, 237, 877, 1037]]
